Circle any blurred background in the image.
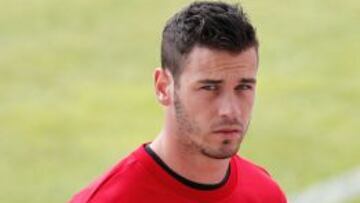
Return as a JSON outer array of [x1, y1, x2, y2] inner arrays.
[[1, 0, 359, 202]]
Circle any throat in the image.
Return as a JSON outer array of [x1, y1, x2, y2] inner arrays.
[[145, 144, 231, 190]]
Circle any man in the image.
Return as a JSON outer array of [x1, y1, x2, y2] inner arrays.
[[70, 1, 287, 202]]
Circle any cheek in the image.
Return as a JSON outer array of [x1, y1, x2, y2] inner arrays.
[[185, 96, 215, 123], [240, 94, 255, 116], [184, 89, 213, 108]]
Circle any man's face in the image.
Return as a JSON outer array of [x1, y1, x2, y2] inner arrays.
[[172, 46, 258, 159]]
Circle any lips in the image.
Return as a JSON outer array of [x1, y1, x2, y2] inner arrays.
[[212, 128, 242, 139], [214, 129, 239, 133]]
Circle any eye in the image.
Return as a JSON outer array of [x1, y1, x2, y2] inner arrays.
[[236, 84, 253, 91], [201, 84, 218, 91]]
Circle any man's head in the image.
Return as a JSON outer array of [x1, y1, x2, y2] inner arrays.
[[155, 1, 258, 159], [161, 1, 258, 82]]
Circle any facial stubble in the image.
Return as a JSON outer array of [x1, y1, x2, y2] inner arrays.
[[173, 90, 248, 159]]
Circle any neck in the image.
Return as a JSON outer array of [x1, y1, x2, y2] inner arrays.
[[149, 129, 230, 185]]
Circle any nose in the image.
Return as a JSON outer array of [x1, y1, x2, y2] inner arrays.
[[217, 92, 241, 119]]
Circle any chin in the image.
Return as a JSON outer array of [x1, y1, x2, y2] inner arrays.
[[202, 150, 236, 160], [201, 141, 240, 159]]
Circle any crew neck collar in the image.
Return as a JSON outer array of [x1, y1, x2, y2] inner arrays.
[[144, 144, 231, 190], [133, 143, 238, 201]]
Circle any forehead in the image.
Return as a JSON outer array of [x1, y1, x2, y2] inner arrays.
[[181, 46, 258, 79]]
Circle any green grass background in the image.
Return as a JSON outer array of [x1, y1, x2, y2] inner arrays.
[[1, 0, 359, 202]]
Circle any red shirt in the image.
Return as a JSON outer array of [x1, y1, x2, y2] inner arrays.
[[70, 144, 287, 203]]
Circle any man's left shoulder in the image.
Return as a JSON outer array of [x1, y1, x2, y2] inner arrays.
[[233, 155, 272, 177], [232, 155, 287, 202]]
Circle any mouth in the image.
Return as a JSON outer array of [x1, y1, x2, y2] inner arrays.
[[212, 128, 242, 139]]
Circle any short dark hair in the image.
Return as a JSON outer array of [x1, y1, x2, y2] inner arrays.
[[161, 1, 259, 80]]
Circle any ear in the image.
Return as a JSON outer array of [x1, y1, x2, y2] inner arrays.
[[154, 68, 172, 106]]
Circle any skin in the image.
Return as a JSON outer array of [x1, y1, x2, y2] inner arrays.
[[150, 46, 258, 184]]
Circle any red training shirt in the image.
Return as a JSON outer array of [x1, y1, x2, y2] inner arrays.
[[70, 144, 287, 203]]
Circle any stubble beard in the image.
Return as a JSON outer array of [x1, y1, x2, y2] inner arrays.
[[173, 91, 248, 160]]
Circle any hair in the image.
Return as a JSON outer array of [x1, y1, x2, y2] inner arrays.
[[161, 1, 259, 81]]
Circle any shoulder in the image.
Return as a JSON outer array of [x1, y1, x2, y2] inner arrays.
[[233, 155, 272, 176], [232, 155, 287, 202], [70, 148, 151, 203]]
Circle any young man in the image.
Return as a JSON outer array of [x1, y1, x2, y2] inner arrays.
[[70, 1, 287, 202]]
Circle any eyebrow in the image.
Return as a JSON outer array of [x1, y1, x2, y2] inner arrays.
[[240, 78, 257, 84], [198, 79, 223, 84], [197, 78, 256, 84]]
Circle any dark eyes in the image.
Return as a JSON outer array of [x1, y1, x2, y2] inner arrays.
[[235, 84, 253, 91], [200, 84, 253, 91], [200, 85, 218, 91]]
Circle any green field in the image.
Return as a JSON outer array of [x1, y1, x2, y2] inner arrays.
[[350, 197, 360, 203], [1, 0, 359, 202]]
